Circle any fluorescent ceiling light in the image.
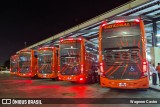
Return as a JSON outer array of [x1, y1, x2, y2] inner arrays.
[[156, 34, 160, 37], [157, 43, 160, 46]]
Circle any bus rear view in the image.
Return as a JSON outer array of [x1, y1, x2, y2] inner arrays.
[[18, 50, 37, 78], [10, 54, 18, 75], [37, 47, 59, 80], [99, 17, 149, 89]]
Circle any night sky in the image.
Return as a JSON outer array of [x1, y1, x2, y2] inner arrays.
[[0, 0, 130, 65]]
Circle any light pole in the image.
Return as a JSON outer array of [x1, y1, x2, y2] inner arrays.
[[24, 42, 27, 48]]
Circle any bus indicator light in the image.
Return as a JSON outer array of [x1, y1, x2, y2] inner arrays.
[[102, 23, 106, 27], [80, 77, 83, 81], [78, 38, 82, 41], [143, 61, 147, 73], [100, 63, 104, 72], [60, 39, 64, 42], [59, 77, 61, 80], [100, 63, 103, 66]]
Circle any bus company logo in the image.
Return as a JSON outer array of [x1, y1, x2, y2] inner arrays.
[[104, 22, 138, 29], [105, 23, 130, 29], [2, 99, 11, 104]]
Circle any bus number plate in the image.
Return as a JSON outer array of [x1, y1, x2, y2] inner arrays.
[[119, 83, 126, 87], [68, 77, 71, 80]]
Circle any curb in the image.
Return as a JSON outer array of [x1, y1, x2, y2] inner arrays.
[[0, 71, 10, 74], [149, 86, 160, 92]]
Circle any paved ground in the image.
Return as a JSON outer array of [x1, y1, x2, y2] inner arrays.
[[0, 73, 160, 107], [149, 74, 160, 91]]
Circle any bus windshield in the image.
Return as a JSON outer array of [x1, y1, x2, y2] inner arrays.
[[102, 22, 140, 49], [19, 52, 31, 73], [60, 42, 81, 75], [102, 21, 142, 80], [38, 49, 53, 74], [10, 57, 18, 72]]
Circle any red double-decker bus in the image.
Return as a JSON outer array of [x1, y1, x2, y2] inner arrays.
[[58, 37, 98, 83], [10, 54, 18, 75], [18, 49, 38, 78], [37, 47, 59, 80], [99, 16, 149, 89]]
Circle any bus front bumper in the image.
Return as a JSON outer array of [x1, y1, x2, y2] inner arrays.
[[18, 72, 36, 78], [10, 72, 17, 75], [58, 75, 79, 82], [100, 77, 149, 89], [38, 73, 57, 79]]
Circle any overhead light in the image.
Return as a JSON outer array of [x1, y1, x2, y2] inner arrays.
[[157, 43, 160, 46], [156, 34, 160, 37], [123, 32, 127, 34], [134, 19, 140, 22], [147, 53, 151, 60]]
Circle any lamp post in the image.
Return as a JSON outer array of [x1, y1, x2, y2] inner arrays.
[[24, 42, 27, 48]]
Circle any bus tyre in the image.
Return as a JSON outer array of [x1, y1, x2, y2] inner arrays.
[[137, 88, 148, 91], [91, 75, 96, 83], [87, 75, 95, 84], [101, 86, 105, 88], [71, 81, 76, 84], [52, 78, 55, 80], [95, 76, 98, 83], [86, 76, 91, 84], [52, 77, 58, 81], [30, 76, 35, 79], [97, 75, 100, 84], [31, 75, 38, 79]]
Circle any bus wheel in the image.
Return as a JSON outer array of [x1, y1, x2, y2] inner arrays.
[[86, 76, 91, 84], [30, 75, 38, 79], [30, 76, 35, 79], [52, 77, 59, 81], [52, 78, 55, 81], [101, 86, 105, 88], [91, 75, 96, 83], [137, 88, 148, 91]]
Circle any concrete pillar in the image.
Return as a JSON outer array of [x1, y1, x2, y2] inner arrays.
[[152, 20, 157, 47], [150, 47, 160, 67]]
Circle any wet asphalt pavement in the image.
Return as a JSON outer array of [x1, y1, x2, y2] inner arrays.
[[0, 73, 160, 107]]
